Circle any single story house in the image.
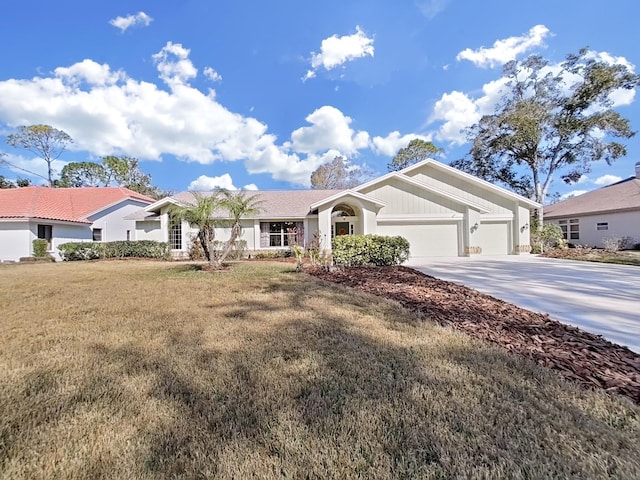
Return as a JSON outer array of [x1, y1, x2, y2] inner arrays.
[[545, 162, 640, 248], [131, 159, 539, 259], [0, 186, 155, 262]]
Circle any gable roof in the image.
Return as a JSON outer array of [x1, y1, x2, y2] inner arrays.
[[154, 190, 342, 218], [0, 187, 155, 224], [545, 177, 640, 218], [354, 159, 541, 209]]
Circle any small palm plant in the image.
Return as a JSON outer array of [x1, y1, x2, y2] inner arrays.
[[169, 191, 222, 266], [214, 191, 262, 268]]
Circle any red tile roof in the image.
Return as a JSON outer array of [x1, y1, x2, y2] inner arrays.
[[545, 177, 640, 218], [0, 187, 155, 224]]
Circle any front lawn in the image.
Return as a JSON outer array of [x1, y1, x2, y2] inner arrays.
[[1, 261, 639, 479]]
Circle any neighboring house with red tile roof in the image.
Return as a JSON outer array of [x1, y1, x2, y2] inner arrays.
[[130, 159, 539, 259], [545, 163, 640, 248], [0, 187, 155, 262]]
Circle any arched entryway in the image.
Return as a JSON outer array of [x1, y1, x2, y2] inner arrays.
[[331, 203, 361, 238]]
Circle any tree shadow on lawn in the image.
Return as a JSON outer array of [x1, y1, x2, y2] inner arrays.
[[84, 280, 640, 478], [5, 266, 637, 479]]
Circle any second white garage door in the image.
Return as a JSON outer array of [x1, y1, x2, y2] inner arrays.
[[377, 222, 460, 257], [476, 221, 511, 255]]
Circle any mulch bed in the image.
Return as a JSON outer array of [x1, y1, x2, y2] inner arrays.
[[307, 265, 640, 404]]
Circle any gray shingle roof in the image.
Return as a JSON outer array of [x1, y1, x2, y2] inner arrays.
[[170, 190, 343, 218], [545, 177, 640, 218]]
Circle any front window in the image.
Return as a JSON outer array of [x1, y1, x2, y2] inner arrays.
[[260, 222, 303, 247], [169, 221, 182, 250], [37, 224, 53, 250], [92, 228, 103, 242], [558, 219, 579, 240]]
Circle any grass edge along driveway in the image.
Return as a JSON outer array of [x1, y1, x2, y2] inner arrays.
[[1, 260, 639, 479]]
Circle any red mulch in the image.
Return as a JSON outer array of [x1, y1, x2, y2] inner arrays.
[[307, 265, 640, 404]]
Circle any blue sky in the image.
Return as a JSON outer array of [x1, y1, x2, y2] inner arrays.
[[0, 0, 638, 199]]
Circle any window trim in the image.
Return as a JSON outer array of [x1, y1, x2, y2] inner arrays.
[[169, 220, 182, 250], [37, 224, 53, 250]]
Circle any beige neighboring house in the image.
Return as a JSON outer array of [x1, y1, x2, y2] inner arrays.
[[129, 159, 539, 260], [545, 162, 640, 248]]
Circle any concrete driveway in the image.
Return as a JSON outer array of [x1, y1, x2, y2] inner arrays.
[[407, 255, 640, 353]]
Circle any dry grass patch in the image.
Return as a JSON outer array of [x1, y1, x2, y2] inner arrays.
[[1, 261, 639, 479]]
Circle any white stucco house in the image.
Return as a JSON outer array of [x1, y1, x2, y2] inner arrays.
[[130, 159, 539, 259], [0, 186, 155, 262], [545, 162, 640, 248]]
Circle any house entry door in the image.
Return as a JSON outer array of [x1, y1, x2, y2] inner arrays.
[[335, 222, 350, 236]]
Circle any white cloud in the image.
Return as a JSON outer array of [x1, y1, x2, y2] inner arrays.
[[152, 42, 198, 87], [560, 190, 588, 200], [371, 131, 432, 156], [415, 0, 450, 19], [54, 59, 125, 86], [304, 26, 374, 81], [109, 11, 153, 33], [0, 152, 68, 184], [188, 173, 237, 191], [594, 174, 622, 186], [243, 183, 258, 190], [429, 91, 481, 144], [204, 67, 222, 82], [0, 43, 416, 187], [456, 25, 551, 68], [576, 175, 589, 184], [290, 106, 370, 156]]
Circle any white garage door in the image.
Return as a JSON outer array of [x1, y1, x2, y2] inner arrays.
[[377, 223, 459, 257], [477, 222, 510, 255]]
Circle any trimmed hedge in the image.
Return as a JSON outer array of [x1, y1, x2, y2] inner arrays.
[[332, 234, 410, 267], [58, 240, 170, 261], [32, 239, 49, 258]]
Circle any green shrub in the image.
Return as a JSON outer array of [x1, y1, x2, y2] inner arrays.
[[332, 234, 410, 267], [32, 239, 49, 258], [57, 242, 101, 261], [253, 249, 291, 259], [58, 240, 170, 261], [530, 220, 565, 254]]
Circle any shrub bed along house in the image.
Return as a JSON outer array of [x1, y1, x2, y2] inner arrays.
[[332, 234, 410, 267], [58, 240, 170, 261]]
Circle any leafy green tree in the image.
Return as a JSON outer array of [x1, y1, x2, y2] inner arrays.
[[451, 48, 639, 228], [214, 191, 262, 268], [310, 156, 369, 189], [388, 139, 442, 171], [6, 125, 73, 187], [169, 191, 223, 266], [58, 156, 169, 198], [0, 175, 16, 189], [59, 161, 108, 187]]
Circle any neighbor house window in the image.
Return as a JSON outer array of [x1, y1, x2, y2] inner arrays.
[[558, 219, 580, 240], [260, 222, 303, 247], [126, 230, 131, 241], [169, 221, 182, 250], [37, 224, 53, 250], [596, 222, 608, 231], [92, 228, 102, 242]]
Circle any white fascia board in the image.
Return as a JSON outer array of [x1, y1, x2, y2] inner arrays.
[[309, 190, 387, 210], [144, 197, 182, 213]]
